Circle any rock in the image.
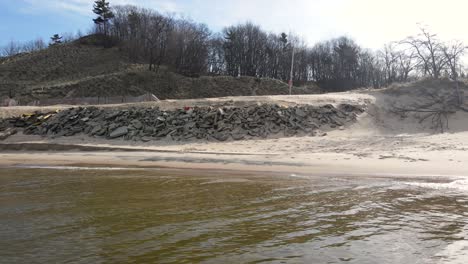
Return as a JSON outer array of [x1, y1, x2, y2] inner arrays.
[[105, 111, 120, 120], [295, 108, 307, 117], [0, 103, 363, 142], [64, 127, 82, 136], [51, 130, 66, 139], [131, 119, 143, 130], [125, 130, 138, 141], [84, 126, 92, 134], [231, 133, 245, 140], [314, 130, 327, 137], [108, 122, 119, 132], [268, 124, 281, 134], [0, 128, 17, 140], [213, 132, 229, 141], [156, 129, 169, 137], [143, 127, 154, 134], [14, 119, 27, 127], [339, 104, 363, 113], [184, 122, 196, 130], [141, 136, 152, 142], [109, 126, 128, 138]]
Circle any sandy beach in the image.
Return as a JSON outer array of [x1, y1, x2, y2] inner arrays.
[[1, 130, 468, 177], [2, 83, 468, 177]]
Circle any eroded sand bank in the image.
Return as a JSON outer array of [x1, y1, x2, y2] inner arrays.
[[1, 84, 468, 177]]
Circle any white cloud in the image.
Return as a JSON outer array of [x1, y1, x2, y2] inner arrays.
[[19, 0, 92, 16], [18, 0, 180, 17]]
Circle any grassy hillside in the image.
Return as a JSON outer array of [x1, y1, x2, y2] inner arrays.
[[0, 35, 320, 104]]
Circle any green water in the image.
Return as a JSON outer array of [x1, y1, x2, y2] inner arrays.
[[1, 168, 468, 263]]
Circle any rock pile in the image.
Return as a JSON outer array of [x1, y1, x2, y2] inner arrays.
[[0, 104, 364, 141]]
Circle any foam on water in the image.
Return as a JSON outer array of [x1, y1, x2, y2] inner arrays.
[[404, 178, 468, 192], [404, 177, 468, 263]]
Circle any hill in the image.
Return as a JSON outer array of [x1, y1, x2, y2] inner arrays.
[[0, 35, 320, 105]]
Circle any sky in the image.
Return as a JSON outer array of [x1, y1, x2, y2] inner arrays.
[[1, 0, 467, 51]]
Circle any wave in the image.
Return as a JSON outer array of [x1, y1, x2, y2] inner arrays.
[[404, 178, 468, 192]]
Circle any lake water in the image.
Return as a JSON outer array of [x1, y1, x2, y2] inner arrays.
[[1, 168, 468, 263]]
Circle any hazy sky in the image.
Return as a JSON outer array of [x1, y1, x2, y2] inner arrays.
[[1, 0, 467, 50]]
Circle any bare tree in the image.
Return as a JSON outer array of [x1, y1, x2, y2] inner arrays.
[[207, 33, 226, 75], [102, 5, 468, 91], [442, 40, 466, 80], [23, 38, 46, 52], [378, 43, 399, 84], [145, 14, 172, 72], [442, 41, 467, 104], [391, 30, 467, 132], [396, 49, 417, 82], [1, 40, 21, 57], [401, 26, 447, 78], [166, 20, 211, 76]]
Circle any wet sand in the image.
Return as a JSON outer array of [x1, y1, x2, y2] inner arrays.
[[1, 132, 467, 177]]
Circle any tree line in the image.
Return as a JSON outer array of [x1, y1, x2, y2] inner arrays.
[[2, 0, 466, 92], [100, 2, 467, 91]]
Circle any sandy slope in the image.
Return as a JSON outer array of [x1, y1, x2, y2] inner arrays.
[[1, 86, 468, 177]]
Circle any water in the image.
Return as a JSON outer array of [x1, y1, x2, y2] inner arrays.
[[1, 168, 468, 263]]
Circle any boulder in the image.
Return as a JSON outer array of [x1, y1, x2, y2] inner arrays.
[[295, 108, 307, 117], [213, 132, 229, 141], [131, 119, 143, 130], [90, 125, 103, 135], [109, 126, 128, 138], [0, 128, 17, 140]]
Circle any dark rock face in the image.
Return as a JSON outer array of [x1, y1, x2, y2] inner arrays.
[[0, 104, 364, 141]]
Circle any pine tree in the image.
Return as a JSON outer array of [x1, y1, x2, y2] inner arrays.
[[280, 33, 288, 45], [93, 0, 114, 35], [50, 34, 62, 46]]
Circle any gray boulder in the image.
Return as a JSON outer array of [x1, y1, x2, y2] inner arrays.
[[131, 119, 143, 130], [0, 128, 17, 140], [109, 126, 128, 138]]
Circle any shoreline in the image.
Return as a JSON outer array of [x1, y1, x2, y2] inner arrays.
[[1, 136, 467, 178], [2, 87, 468, 178]]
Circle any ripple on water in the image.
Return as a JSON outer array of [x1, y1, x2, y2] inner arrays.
[[1, 168, 468, 263]]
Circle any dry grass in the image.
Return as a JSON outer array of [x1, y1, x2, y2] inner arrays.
[[0, 36, 320, 104], [380, 78, 466, 97]]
